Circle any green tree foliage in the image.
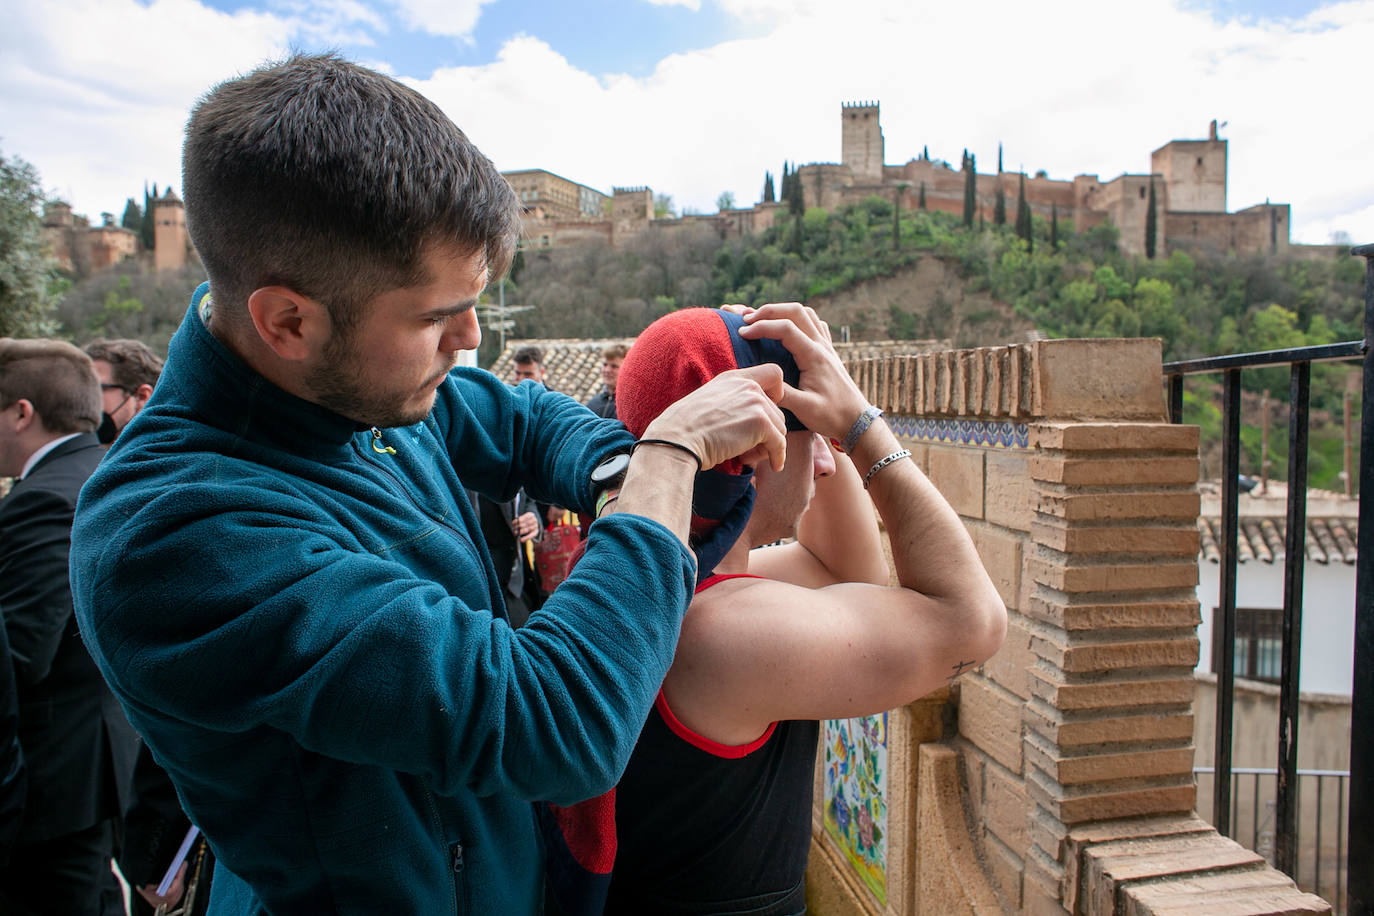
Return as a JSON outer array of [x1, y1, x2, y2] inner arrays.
[[53, 262, 206, 354], [0, 150, 62, 337], [1050, 203, 1059, 250], [503, 194, 1365, 489], [962, 153, 976, 227], [997, 142, 1003, 174], [762, 171, 775, 204], [1015, 173, 1029, 242], [121, 198, 142, 232], [1145, 178, 1158, 260], [141, 183, 157, 250], [653, 193, 676, 218], [994, 187, 1006, 226], [787, 169, 805, 218], [716, 190, 736, 212], [918, 182, 926, 210]]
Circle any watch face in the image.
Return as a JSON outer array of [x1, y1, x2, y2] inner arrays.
[[592, 451, 632, 485]]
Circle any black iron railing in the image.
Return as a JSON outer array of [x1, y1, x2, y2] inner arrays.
[[1165, 243, 1374, 916], [1194, 766, 1348, 913]]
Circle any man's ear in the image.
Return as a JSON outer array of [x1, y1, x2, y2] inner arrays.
[[132, 383, 155, 409], [245, 286, 331, 361], [7, 398, 37, 434]]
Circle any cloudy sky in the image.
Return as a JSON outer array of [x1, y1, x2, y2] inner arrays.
[[1, 0, 1370, 246]]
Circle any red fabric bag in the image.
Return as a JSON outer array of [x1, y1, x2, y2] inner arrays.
[[533, 511, 582, 594]]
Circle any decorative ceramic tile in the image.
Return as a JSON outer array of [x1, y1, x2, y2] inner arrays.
[[889, 416, 1030, 450], [823, 715, 888, 905]]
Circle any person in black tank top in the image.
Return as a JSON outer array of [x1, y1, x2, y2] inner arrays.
[[598, 306, 1007, 915]]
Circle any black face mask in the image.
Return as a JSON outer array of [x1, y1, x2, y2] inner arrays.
[[97, 413, 119, 445]]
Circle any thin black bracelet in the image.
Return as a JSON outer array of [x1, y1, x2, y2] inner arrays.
[[632, 438, 703, 472]]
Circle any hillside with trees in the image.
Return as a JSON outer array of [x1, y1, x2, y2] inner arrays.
[[507, 195, 1365, 489]]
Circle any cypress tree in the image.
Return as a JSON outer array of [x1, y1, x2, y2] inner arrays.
[[994, 187, 1007, 226], [1050, 203, 1059, 250], [892, 186, 903, 252], [922, 145, 929, 161], [788, 167, 805, 217], [1145, 178, 1158, 259], [1015, 173, 1029, 241], [998, 142, 1003, 174], [120, 198, 141, 231], [140, 183, 156, 250], [962, 153, 976, 227], [918, 181, 926, 209], [763, 171, 775, 203]]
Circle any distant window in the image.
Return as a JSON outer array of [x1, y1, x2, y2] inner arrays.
[[1214, 607, 1283, 684], [1139, 187, 1146, 199], [1197, 156, 1203, 166]]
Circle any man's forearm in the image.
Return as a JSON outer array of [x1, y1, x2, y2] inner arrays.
[[605, 446, 698, 551], [795, 441, 887, 585], [848, 424, 993, 607]]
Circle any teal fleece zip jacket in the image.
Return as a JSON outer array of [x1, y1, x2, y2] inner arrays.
[[70, 287, 696, 914]]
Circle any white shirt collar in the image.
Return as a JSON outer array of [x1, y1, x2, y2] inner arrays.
[[20, 433, 82, 480]]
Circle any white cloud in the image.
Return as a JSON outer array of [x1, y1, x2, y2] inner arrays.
[[641, 0, 702, 9], [2, 0, 1370, 249], [384, 0, 496, 39], [410, 0, 1373, 244]]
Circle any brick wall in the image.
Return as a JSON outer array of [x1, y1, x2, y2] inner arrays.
[[807, 339, 1330, 916]]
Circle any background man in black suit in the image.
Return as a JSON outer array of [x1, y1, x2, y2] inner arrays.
[[0, 338, 139, 915]]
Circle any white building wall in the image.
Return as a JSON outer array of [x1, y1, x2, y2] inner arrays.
[[1196, 560, 1356, 697]]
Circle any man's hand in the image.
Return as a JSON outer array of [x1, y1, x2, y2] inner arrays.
[[137, 862, 186, 911], [614, 365, 788, 551], [731, 303, 870, 442], [512, 511, 541, 543], [640, 365, 789, 472]]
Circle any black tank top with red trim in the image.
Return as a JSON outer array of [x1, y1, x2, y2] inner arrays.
[[603, 574, 819, 916]]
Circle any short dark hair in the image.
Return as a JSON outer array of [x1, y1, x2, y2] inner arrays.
[[0, 338, 101, 434], [601, 343, 629, 362], [512, 345, 544, 366], [183, 53, 520, 333], [84, 338, 164, 390]]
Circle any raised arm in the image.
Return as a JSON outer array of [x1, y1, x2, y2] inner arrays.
[[664, 303, 1007, 745]]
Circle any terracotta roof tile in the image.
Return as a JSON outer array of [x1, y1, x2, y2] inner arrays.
[[489, 336, 946, 408], [1199, 517, 1357, 566]]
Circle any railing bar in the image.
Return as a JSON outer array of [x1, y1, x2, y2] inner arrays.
[[1350, 243, 1374, 916], [1277, 360, 1311, 877], [1317, 775, 1325, 903], [1233, 771, 1240, 846], [1195, 766, 1350, 777], [1165, 340, 1364, 374], [1215, 367, 1242, 836], [1168, 373, 1184, 425], [1339, 775, 1347, 916], [1252, 771, 1261, 855]]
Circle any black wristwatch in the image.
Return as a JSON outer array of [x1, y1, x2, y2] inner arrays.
[[590, 450, 631, 498]]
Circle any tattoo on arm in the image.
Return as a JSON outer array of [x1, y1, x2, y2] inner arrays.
[[948, 659, 976, 681]]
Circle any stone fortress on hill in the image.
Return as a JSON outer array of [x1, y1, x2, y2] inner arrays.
[[42, 101, 1314, 280], [505, 101, 1305, 261]]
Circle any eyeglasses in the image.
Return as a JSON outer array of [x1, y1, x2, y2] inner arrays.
[[100, 383, 129, 393]]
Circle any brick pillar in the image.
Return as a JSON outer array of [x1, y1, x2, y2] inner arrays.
[[809, 338, 1332, 916], [1021, 420, 1203, 909]]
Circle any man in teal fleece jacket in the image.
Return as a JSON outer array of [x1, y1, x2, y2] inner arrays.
[[68, 54, 787, 914]]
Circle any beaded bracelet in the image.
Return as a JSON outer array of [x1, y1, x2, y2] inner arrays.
[[863, 448, 912, 489]]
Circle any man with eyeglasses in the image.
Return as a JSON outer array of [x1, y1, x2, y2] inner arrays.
[[83, 339, 163, 445]]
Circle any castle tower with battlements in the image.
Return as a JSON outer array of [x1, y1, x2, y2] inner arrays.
[[841, 101, 884, 182], [1151, 118, 1228, 213]]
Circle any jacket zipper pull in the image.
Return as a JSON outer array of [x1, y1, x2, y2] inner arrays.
[[370, 427, 396, 455]]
